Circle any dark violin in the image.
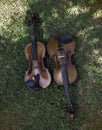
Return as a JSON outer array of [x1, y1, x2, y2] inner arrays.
[[47, 35, 78, 118], [24, 14, 51, 90]]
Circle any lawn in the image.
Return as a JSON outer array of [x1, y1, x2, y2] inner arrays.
[[0, 0, 102, 130]]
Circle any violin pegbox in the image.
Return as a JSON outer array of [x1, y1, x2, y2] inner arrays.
[[25, 12, 41, 26]]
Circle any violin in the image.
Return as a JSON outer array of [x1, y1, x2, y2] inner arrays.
[[47, 35, 77, 85], [47, 35, 78, 118], [24, 14, 51, 90]]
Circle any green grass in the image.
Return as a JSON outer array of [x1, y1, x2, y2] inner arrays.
[[0, 0, 102, 130]]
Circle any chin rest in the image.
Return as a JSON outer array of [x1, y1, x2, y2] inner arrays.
[[25, 80, 42, 91], [25, 74, 42, 91], [55, 35, 73, 44]]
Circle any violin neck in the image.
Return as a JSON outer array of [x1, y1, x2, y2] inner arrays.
[[61, 59, 74, 114], [61, 64, 71, 103], [57, 40, 74, 113], [31, 24, 38, 61]]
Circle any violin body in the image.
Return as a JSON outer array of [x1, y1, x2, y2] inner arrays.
[[47, 38, 77, 85], [25, 42, 51, 89], [53, 62, 77, 85]]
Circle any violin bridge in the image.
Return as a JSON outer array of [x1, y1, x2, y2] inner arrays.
[[57, 55, 65, 58], [57, 55, 66, 64]]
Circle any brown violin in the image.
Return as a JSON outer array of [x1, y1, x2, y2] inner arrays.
[[47, 35, 78, 118], [24, 14, 51, 90], [47, 35, 77, 85]]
